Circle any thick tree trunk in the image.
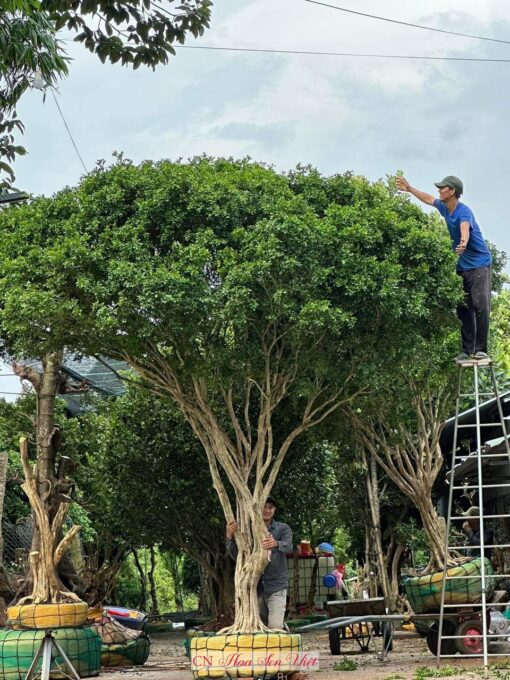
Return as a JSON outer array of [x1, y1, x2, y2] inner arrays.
[[167, 552, 184, 611], [362, 520, 376, 599], [287, 550, 300, 619], [18, 437, 80, 604], [232, 558, 265, 632], [13, 353, 83, 603], [307, 553, 319, 612], [0, 452, 7, 563], [148, 546, 159, 615], [213, 554, 235, 620], [415, 491, 447, 571], [228, 505, 269, 633], [0, 452, 9, 622], [391, 543, 405, 597], [30, 353, 67, 562], [199, 566, 216, 618], [36, 353, 61, 494], [133, 549, 147, 611], [365, 452, 396, 608]]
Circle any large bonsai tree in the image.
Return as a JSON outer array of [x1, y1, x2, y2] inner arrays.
[[0, 158, 461, 630]]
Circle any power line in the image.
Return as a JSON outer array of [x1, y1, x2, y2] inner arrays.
[[305, 0, 510, 46], [180, 45, 510, 64], [50, 89, 88, 174]]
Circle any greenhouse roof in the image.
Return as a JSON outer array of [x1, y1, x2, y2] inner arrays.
[[61, 356, 127, 397]]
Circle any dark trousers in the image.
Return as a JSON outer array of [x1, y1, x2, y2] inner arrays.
[[457, 266, 491, 354]]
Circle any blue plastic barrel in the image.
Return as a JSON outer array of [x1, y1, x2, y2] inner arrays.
[[322, 573, 336, 589], [318, 542, 334, 553]]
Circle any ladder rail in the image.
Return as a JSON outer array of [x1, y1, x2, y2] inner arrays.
[[436, 360, 510, 672], [436, 366, 463, 662], [473, 362, 489, 670]]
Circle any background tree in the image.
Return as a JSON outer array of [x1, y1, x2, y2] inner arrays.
[[10, 355, 89, 604], [491, 288, 510, 378], [270, 438, 343, 614], [0, 158, 462, 631], [346, 356, 458, 572], [317, 430, 412, 607], [73, 385, 236, 616], [44, 0, 212, 67], [0, 0, 211, 188], [0, 391, 94, 606], [275, 440, 341, 549]]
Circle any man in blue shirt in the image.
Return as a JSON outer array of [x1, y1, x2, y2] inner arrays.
[[396, 175, 492, 361]]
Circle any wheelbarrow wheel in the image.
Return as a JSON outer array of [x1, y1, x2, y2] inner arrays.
[[357, 625, 371, 652], [382, 622, 393, 652], [426, 620, 457, 656], [455, 619, 484, 655], [328, 628, 341, 655]]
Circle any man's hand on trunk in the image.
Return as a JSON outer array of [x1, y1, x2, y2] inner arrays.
[[226, 521, 238, 539], [262, 534, 278, 549]]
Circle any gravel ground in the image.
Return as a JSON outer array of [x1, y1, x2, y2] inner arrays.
[[100, 629, 510, 680]]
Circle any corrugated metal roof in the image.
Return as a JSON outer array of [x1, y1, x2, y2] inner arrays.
[[440, 391, 510, 461], [0, 192, 29, 204]]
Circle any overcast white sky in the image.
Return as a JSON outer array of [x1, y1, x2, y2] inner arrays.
[[14, 0, 510, 270]]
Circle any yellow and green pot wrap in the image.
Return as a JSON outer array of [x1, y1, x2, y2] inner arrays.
[[190, 632, 302, 679], [0, 627, 101, 679], [7, 602, 88, 630], [402, 557, 495, 614], [101, 634, 150, 667]]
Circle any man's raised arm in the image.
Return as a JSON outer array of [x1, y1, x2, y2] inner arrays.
[[396, 177, 435, 206]]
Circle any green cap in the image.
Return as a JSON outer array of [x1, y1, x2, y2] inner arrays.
[[434, 175, 463, 195], [462, 506, 480, 518]]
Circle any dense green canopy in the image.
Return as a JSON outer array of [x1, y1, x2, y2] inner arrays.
[[0, 157, 461, 373], [0, 157, 464, 629]]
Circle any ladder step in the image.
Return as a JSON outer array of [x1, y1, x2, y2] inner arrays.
[[450, 514, 510, 520], [438, 653, 510, 658], [453, 452, 510, 461], [457, 423, 507, 429], [459, 392, 496, 397], [446, 544, 510, 549], [452, 484, 510, 490], [455, 359, 493, 366], [442, 602, 493, 608], [441, 633, 510, 639]]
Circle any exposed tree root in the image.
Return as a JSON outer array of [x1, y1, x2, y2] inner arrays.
[[19, 437, 82, 604]]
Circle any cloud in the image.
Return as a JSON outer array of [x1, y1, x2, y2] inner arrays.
[[209, 122, 289, 148], [13, 0, 510, 266]]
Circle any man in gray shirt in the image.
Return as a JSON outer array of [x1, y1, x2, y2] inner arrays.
[[226, 496, 293, 629]]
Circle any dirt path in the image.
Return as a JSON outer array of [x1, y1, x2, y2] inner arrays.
[[101, 629, 510, 680]]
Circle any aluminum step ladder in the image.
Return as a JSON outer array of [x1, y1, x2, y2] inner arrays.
[[437, 356, 510, 672]]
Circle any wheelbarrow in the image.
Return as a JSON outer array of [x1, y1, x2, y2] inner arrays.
[[324, 597, 393, 654], [297, 591, 510, 657]]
